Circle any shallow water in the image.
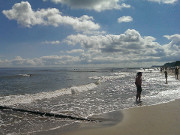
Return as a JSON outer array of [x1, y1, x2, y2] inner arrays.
[[0, 67, 179, 134]]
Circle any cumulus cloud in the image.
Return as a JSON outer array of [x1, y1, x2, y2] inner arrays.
[[42, 40, 61, 45], [2, 1, 100, 33], [164, 34, 180, 47], [11, 56, 38, 66], [0, 55, 81, 67], [0, 30, 180, 67], [162, 34, 180, 60], [118, 16, 133, 23], [66, 49, 84, 54], [48, 0, 131, 12], [64, 29, 180, 63], [65, 29, 160, 52], [147, 0, 178, 4]]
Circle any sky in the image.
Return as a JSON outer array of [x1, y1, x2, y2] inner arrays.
[[0, 0, 180, 67]]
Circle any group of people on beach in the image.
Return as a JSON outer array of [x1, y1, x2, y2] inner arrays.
[[163, 66, 179, 84], [135, 66, 179, 102]]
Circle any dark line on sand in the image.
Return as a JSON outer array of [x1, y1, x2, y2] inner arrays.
[[0, 106, 98, 122]]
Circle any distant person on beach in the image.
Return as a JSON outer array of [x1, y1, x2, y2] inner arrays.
[[135, 72, 142, 102], [175, 66, 179, 79], [164, 71, 168, 84], [160, 67, 163, 72]]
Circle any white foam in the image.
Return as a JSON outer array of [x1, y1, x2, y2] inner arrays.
[[89, 72, 127, 83], [71, 83, 97, 94], [18, 74, 31, 77], [137, 68, 160, 73], [143, 88, 180, 105], [0, 83, 98, 106]]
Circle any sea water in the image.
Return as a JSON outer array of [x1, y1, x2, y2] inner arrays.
[[0, 67, 179, 134]]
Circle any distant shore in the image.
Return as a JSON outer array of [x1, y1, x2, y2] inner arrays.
[[64, 99, 180, 135]]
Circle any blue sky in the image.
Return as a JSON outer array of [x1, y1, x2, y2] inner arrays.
[[0, 0, 180, 67]]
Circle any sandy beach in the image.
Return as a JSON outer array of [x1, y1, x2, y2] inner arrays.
[[65, 99, 180, 135]]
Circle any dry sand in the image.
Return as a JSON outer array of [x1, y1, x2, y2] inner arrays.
[[64, 99, 180, 135]]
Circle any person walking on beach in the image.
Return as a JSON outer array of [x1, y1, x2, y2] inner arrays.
[[135, 72, 142, 102], [175, 66, 179, 79], [164, 70, 168, 84]]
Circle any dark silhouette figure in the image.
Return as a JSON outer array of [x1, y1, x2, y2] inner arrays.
[[135, 72, 142, 102], [160, 67, 163, 72], [175, 66, 179, 79], [164, 71, 168, 84]]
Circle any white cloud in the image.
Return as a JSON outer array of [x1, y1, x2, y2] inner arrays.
[[66, 49, 84, 54], [42, 40, 61, 45], [162, 34, 180, 60], [164, 34, 180, 46], [147, 0, 178, 4], [2, 1, 100, 33], [65, 29, 159, 52], [0, 30, 180, 67], [0, 55, 81, 67], [48, 0, 131, 12], [11, 56, 38, 66], [118, 16, 133, 23], [64, 29, 180, 63]]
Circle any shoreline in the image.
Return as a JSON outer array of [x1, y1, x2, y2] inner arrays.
[[63, 69, 180, 135], [64, 99, 180, 135]]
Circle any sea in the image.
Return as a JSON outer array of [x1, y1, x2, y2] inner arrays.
[[0, 67, 180, 135]]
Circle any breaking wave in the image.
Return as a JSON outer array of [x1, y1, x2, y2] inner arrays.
[[0, 72, 128, 106], [0, 83, 97, 106]]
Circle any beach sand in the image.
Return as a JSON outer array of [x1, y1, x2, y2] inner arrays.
[[64, 99, 180, 135]]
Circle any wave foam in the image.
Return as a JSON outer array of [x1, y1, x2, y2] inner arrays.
[[18, 74, 32, 77], [0, 83, 97, 106], [137, 68, 160, 73], [89, 72, 127, 83]]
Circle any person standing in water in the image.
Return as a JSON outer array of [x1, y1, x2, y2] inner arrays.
[[164, 70, 168, 84], [175, 66, 179, 79], [135, 72, 142, 102]]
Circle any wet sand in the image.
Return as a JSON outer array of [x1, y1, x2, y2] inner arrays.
[[64, 99, 180, 135]]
